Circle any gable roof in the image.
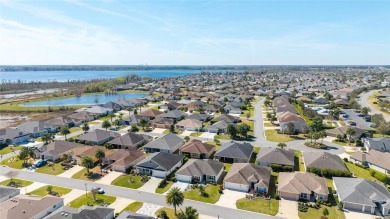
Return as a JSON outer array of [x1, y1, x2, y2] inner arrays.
[[40, 140, 84, 157], [107, 133, 151, 148], [214, 114, 240, 123], [142, 133, 183, 151], [159, 109, 187, 119], [224, 163, 271, 188], [0, 187, 19, 202], [16, 121, 53, 134], [351, 150, 390, 171], [179, 139, 215, 155], [364, 137, 390, 152], [106, 150, 145, 168], [77, 129, 120, 142], [140, 109, 163, 117], [46, 206, 114, 219], [326, 126, 366, 137], [176, 119, 203, 128], [303, 152, 348, 171], [116, 211, 154, 219], [278, 172, 329, 196], [215, 141, 253, 159], [256, 147, 295, 166], [0, 128, 29, 140], [176, 159, 224, 177], [205, 120, 228, 130], [136, 152, 183, 171]]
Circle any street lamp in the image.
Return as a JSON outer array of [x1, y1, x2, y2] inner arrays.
[[85, 183, 87, 197]]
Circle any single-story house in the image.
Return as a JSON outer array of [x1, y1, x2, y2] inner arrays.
[[79, 105, 114, 117], [175, 119, 203, 131], [204, 120, 228, 133], [0, 186, 20, 203], [16, 121, 55, 138], [100, 101, 122, 111], [256, 147, 295, 168], [35, 140, 84, 161], [117, 211, 153, 219], [135, 152, 184, 178], [46, 206, 115, 219], [334, 99, 349, 106], [214, 114, 240, 123], [0, 128, 30, 145], [103, 149, 145, 173], [124, 115, 150, 126], [176, 159, 224, 183], [187, 114, 212, 121], [333, 177, 390, 216], [140, 109, 163, 120], [277, 172, 329, 201], [363, 137, 390, 152], [277, 111, 307, 133], [303, 151, 349, 172], [77, 129, 120, 145], [350, 150, 390, 175], [142, 133, 184, 154], [151, 117, 175, 129], [325, 126, 367, 140], [179, 139, 215, 159], [224, 163, 271, 193], [214, 141, 253, 163], [159, 109, 187, 121], [44, 117, 74, 129], [107, 133, 152, 150], [70, 146, 111, 164], [66, 111, 96, 126]]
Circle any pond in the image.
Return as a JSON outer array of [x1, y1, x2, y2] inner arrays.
[[22, 92, 147, 106]]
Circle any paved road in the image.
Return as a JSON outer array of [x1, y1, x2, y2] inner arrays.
[[342, 109, 372, 129], [0, 167, 280, 219], [252, 98, 345, 154], [358, 89, 390, 122]]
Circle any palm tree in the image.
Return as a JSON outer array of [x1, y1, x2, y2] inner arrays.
[[81, 156, 94, 173], [41, 133, 53, 144], [277, 142, 287, 149], [102, 120, 111, 131], [177, 206, 198, 219], [166, 187, 184, 215], [60, 127, 70, 140], [82, 122, 90, 133], [319, 130, 327, 144], [127, 107, 133, 117], [18, 147, 34, 166], [139, 118, 149, 130], [95, 149, 105, 166], [346, 128, 356, 143]]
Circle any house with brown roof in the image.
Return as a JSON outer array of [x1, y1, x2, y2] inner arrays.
[[303, 151, 349, 172], [66, 111, 96, 126], [179, 139, 215, 159], [277, 111, 307, 133], [35, 140, 84, 161], [350, 150, 390, 175], [277, 172, 329, 201], [151, 117, 175, 129], [103, 149, 145, 173], [256, 147, 295, 168], [325, 126, 368, 140], [140, 109, 163, 120], [223, 163, 271, 193], [107, 133, 152, 150], [175, 119, 203, 131], [77, 129, 120, 145], [70, 146, 110, 164], [214, 114, 240, 123], [175, 159, 224, 183]]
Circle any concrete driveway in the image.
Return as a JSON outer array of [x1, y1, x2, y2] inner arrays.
[[215, 189, 246, 209], [165, 181, 190, 194], [151, 128, 167, 134], [20, 182, 47, 194], [57, 165, 84, 178], [181, 130, 195, 137], [199, 132, 216, 140], [62, 189, 85, 204], [95, 171, 123, 185], [108, 197, 134, 213], [344, 211, 376, 219], [277, 199, 298, 219], [138, 177, 162, 192], [136, 203, 162, 217]]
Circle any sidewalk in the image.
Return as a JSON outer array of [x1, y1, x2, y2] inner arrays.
[[108, 197, 134, 213], [62, 189, 85, 204], [20, 182, 47, 194]]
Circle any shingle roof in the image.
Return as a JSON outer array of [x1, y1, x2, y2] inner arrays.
[[176, 159, 223, 177], [303, 152, 348, 171], [142, 133, 183, 151], [224, 163, 271, 188], [278, 172, 329, 196], [256, 147, 295, 166], [0, 187, 19, 202], [107, 133, 150, 148], [179, 139, 215, 154], [0, 128, 29, 140], [136, 152, 183, 171], [176, 119, 203, 128], [116, 211, 154, 219], [16, 121, 52, 134], [77, 129, 120, 142], [351, 150, 390, 171], [46, 206, 115, 219], [215, 141, 253, 159]]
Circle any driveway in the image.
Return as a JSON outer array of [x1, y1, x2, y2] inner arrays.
[[20, 182, 47, 194], [165, 181, 190, 194], [277, 199, 298, 219], [199, 132, 216, 140], [151, 128, 167, 134], [95, 171, 123, 185], [138, 177, 163, 192], [108, 197, 134, 213], [215, 189, 246, 209], [136, 203, 162, 217], [344, 211, 376, 219], [61, 189, 84, 204], [57, 165, 84, 178], [181, 130, 195, 137]]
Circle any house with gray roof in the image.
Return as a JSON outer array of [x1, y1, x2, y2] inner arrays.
[[45, 205, 115, 219], [333, 177, 390, 216], [0, 186, 20, 203], [214, 114, 240, 123], [77, 129, 120, 145], [363, 137, 390, 152], [0, 128, 30, 145], [223, 163, 271, 193], [187, 114, 212, 121], [116, 211, 153, 219], [107, 133, 152, 150], [124, 114, 149, 126], [175, 159, 224, 183], [44, 117, 74, 129], [204, 120, 228, 133], [159, 109, 187, 121], [214, 141, 253, 163], [142, 133, 184, 154], [350, 150, 390, 175], [303, 151, 348, 172], [256, 147, 295, 168], [35, 140, 84, 161], [16, 121, 55, 138], [135, 152, 184, 178]]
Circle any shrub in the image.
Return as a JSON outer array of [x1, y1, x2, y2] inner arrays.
[[304, 142, 327, 149], [370, 169, 390, 185], [308, 167, 351, 177], [354, 163, 368, 169], [271, 164, 293, 172], [343, 158, 348, 162], [274, 194, 280, 200]]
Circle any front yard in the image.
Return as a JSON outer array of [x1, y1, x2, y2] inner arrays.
[[265, 130, 293, 142], [68, 192, 116, 208], [155, 181, 174, 194], [236, 198, 279, 216], [0, 145, 23, 155], [111, 175, 147, 189], [298, 205, 345, 219], [29, 185, 72, 197], [71, 167, 102, 181], [0, 178, 33, 187], [35, 162, 66, 175], [183, 185, 221, 204], [121, 201, 143, 213], [0, 156, 28, 169]]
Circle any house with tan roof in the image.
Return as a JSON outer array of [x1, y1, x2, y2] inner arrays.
[[103, 149, 145, 173], [34, 140, 84, 161], [302, 151, 349, 172], [77, 129, 120, 145], [107, 133, 152, 150], [350, 150, 390, 175], [140, 109, 163, 119], [223, 163, 271, 193], [179, 139, 215, 159], [277, 172, 329, 201], [256, 147, 295, 168], [277, 111, 307, 133], [175, 159, 224, 183], [175, 119, 203, 131]]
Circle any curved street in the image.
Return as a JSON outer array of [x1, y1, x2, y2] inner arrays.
[[358, 89, 390, 122]]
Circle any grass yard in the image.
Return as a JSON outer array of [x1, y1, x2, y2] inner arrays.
[[71, 167, 102, 181], [236, 198, 279, 216], [293, 150, 305, 171], [214, 134, 231, 140], [189, 132, 203, 137], [265, 130, 293, 142], [0, 145, 23, 155], [155, 207, 177, 219], [344, 162, 377, 181], [0, 178, 33, 187], [35, 162, 66, 175], [88, 121, 101, 125], [223, 163, 232, 172], [111, 175, 145, 189], [332, 140, 351, 146], [183, 185, 221, 204], [68, 192, 116, 208], [0, 102, 87, 112], [263, 122, 276, 127], [155, 181, 174, 194], [299, 205, 345, 219], [0, 156, 27, 169], [122, 201, 143, 213], [29, 185, 72, 197]]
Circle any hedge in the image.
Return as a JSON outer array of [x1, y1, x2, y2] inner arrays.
[[369, 169, 390, 185], [309, 167, 351, 178]]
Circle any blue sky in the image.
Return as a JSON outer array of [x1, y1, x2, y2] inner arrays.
[[0, 0, 389, 65]]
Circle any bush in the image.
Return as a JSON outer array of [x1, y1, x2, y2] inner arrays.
[[158, 179, 168, 188], [308, 167, 351, 178], [354, 163, 368, 169], [343, 158, 348, 162], [271, 164, 293, 172], [274, 194, 280, 200], [304, 142, 327, 149], [370, 169, 390, 185]]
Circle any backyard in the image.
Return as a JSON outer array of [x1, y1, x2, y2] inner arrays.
[[293, 150, 305, 171], [68, 192, 116, 208], [344, 162, 377, 181]]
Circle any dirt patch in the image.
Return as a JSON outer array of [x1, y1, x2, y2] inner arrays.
[[0, 110, 73, 128]]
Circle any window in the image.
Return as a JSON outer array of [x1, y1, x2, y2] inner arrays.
[[300, 193, 307, 199]]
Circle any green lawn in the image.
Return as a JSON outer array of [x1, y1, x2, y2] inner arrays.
[[122, 201, 143, 213], [183, 185, 221, 204], [299, 205, 345, 219], [236, 198, 279, 216], [155, 181, 174, 194], [263, 122, 276, 127], [0, 178, 33, 187], [68, 192, 116, 208], [332, 140, 351, 146], [0, 156, 27, 169], [71, 168, 102, 181], [29, 185, 72, 197], [155, 207, 177, 219], [265, 130, 293, 142], [223, 163, 232, 172], [214, 134, 231, 140], [35, 162, 66, 175], [0, 101, 87, 112], [325, 178, 335, 190], [0, 145, 23, 155], [111, 175, 145, 189], [293, 150, 305, 171], [344, 162, 377, 181], [189, 132, 203, 137], [88, 121, 101, 125]]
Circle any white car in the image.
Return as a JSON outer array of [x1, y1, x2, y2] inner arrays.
[[92, 187, 105, 194]]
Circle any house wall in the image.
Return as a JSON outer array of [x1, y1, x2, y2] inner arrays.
[[279, 191, 299, 200], [9, 135, 30, 145], [112, 165, 126, 173], [176, 174, 192, 183], [343, 202, 374, 214], [224, 182, 249, 192]]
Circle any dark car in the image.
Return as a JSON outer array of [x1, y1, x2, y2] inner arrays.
[[35, 159, 47, 168]]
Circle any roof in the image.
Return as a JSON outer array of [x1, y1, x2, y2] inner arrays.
[[215, 141, 253, 159], [71, 146, 110, 159], [40, 140, 84, 157], [66, 111, 95, 121], [142, 133, 183, 151], [187, 114, 211, 121], [45, 206, 114, 219], [277, 111, 305, 123], [303, 152, 348, 171], [140, 109, 163, 117], [136, 152, 183, 171], [0, 128, 29, 140], [45, 117, 73, 127], [278, 172, 329, 196], [106, 150, 145, 168], [224, 163, 271, 188], [333, 177, 390, 208], [16, 121, 52, 134], [205, 120, 228, 130], [364, 137, 390, 152], [179, 139, 215, 155], [256, 147, 295, 166], [0, 195, 63, 219], [116, 211, 154, 219], [0, 187, 19, 202], [176, 119, 203, 128], [214, 114, 240, 123], [107, 133, 151, 148], [176, 159, 224, 177], [77, 129, 120, 143], [325, 126, 366, 136], [351, 150, 390, 170], [159, 109, 187, 119]]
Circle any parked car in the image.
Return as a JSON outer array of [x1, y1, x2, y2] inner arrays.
[[109, 127, 118, 131], [347, 121, 356, 126], [92, 187, 105, 194], [370, 123, 378, 128], [35, 159, 47, 168], [365, 115, 371, 122], [357, 113, 365, 117]]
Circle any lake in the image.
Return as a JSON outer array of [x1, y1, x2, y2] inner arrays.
[[22, 92, 147, 106], [0, 69, 223, 82]]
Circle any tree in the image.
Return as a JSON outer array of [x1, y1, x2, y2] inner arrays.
[[46, 185, 53, 194], [270, 115, 277, 125], [18, 147, 34, 165], [277, 143, 287, 149], [226, 124, 238, 139], [319, 130, 327, 144], [177, 206, 198, 219], [245, 111, 251, 119], [361, 107, 370, 115], [322, 208, 329, 218], [82, 122, 90, 133], [41, 133, 54, 144], [95, 149, 105, 166], [5, 171, 19, 184], [81, 156, 94, 173], [60, 127, 70, 140], [102, 120, 111, 131], [170, 124, 175, 133], [109, 114, 116, 122], [345, 127, 356, 142], [218, 106, 225, 114], [336, 134, 343, 142], [113, 119, 120, 128], [157, 210, 168, 219], [310, 116, 323, 132], [264, 99, 271, 107], [166, 187, 184, 215], [184, 136, 190, 142], [237, 123, 250, 138], [127, 107, 133, 117], [266, 112, 272, 120], [133, 109, 138, 115], [198, 185, 206, 197], [130, 124, 139, 132], [377, 122, 390, 136], [139, 118, 150, 130], [285, 122, 295, 135], [371, 114, 385, 125]]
